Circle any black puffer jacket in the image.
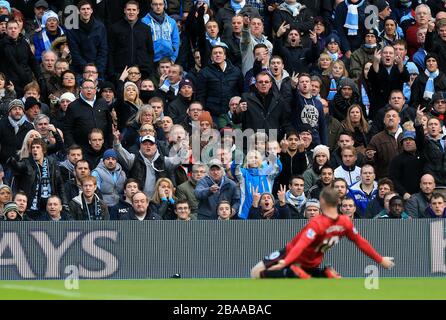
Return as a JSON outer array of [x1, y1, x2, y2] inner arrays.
[[272, 37, 319, 75], [0, 34, 42, 96], [196, 61, 244, 117], [329, 78, 363, 122]]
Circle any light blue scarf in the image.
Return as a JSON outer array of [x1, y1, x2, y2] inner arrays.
[[230, 0, 245, 13], [286, 190, 306, 210], [279, 2, 304, 17], [424, 69, 439, 100], [42, 26, 64, 51], [206, 33, 221, 46], [344, 0, 365, 36], [328, 51, 339, 61]]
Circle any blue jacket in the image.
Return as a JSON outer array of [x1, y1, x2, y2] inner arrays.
[[65, 17, 108, 76], [348, 181, 378, 218], [194, 175, 241, 220], [231, 159, 282, 220], [292, 93, 328, 145], [33, 27, 64, 62], [141, 12, 179, 62]]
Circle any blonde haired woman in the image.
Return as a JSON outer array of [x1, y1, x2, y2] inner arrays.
[[320, 60, 349, 101], [150, 177, 177, 220], [17, 130, 41, 160]]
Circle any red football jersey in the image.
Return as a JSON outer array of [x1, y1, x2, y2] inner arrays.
[[283, 214, 383, 269]]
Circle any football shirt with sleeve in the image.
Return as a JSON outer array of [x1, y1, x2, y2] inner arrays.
[[283, 214, 383, 269]]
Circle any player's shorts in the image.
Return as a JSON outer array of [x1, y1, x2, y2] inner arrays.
[[261, 249, 338, 279]]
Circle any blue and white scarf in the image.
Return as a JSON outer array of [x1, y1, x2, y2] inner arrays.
[[328, 51, 339, 61], [206, 33, 221, 46], [42, 26, 64, 51], [230, 0, 245, 13], [424, 69, 439, 100], [344, 0, 365, 36], [285, 190, 306, 210], [278, 1, 304, 17]]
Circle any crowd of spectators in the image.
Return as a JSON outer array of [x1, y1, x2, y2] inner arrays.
[[0, 0, 446, 222]]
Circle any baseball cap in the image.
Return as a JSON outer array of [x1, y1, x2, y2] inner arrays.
[[24, 97, 41, 111], [208, 159, 224, 170], [103, 149, 118, 160], [8, 99, 25, 112], [400, 131, 416, 143], [140, 135, 156, 144], [34, 0, 49, 8]]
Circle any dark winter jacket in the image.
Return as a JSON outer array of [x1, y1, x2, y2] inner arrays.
[[415, 123, 446, 186], [196, 61, 244, 117], [0, 117, 34, 165], [69, 193, 109, 220], [9, 156, 68, 208], [120, 207, 162, 220], [216, 2, 260, 38], [389, 150, 423, 196], [329, 78, 362, 122], [272, 5, 314, 36], [276, 151, 308, 188], [0, 34, 42, 96], [108, 17, 154, 80], [425, 30, 446, 74], [166, 94, 192, 125], [149, 200, 176, 220], [248, 204, 291, 219], [38, 211, 73, 221], [63, 95, 113, 150], [366, 129, 403, 179], [333, 0, 368, 53], [232, 90, 291, 133], [109, 199, 133, 220], [65, 17, 108, 76], [367, 63, 410, 118], [369, 103, 416, 138], [410, 71, 446, 109], [272, 37, 319, 75]]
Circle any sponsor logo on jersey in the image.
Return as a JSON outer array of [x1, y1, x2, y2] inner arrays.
[[306, 228, 316, 239], [326, 225, 345, 233]]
